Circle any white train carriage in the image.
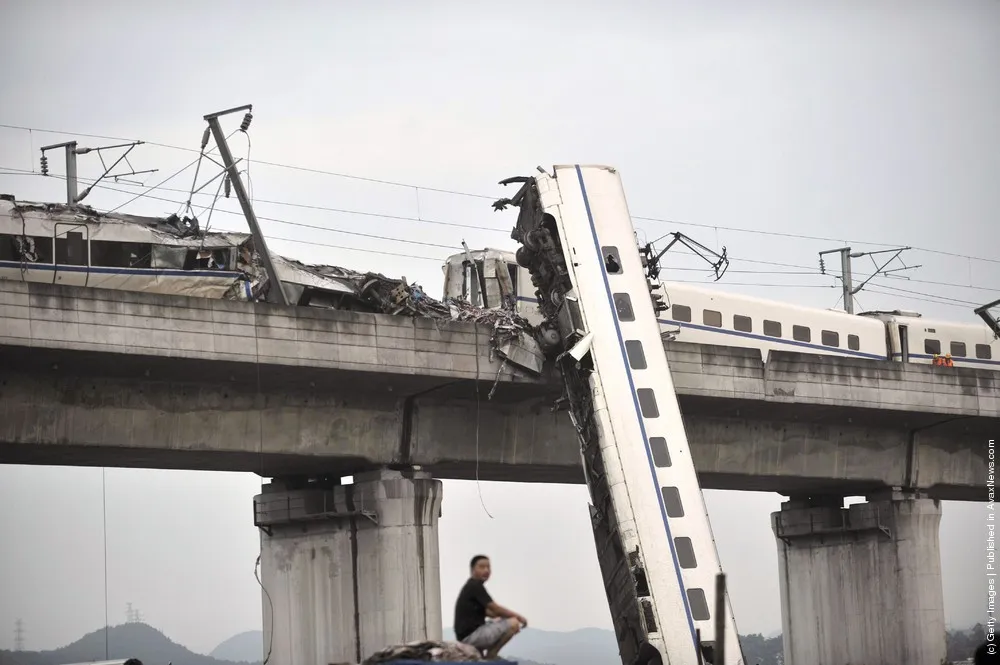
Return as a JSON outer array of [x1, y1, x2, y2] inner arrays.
[[862, 310, 999, 369], [0, 196, 252, 299], [494, 164, 742, 664], [443, 249, 890, 362], [658, 282, 889, 361]]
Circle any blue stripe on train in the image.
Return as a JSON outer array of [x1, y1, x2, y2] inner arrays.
[[516, 295, 998, 366], [0, 260, 241, 279]]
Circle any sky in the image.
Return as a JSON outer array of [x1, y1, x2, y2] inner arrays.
[[0, 0, 997, 655]]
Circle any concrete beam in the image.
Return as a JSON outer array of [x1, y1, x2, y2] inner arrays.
[[1, 281, 995, 499], [0, 368, 989, 500], [0, 280, 546, 392], [2, 280, 998, 419]]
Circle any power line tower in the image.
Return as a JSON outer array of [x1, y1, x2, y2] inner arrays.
[[125, 603, 143, 624], [199, 103, 288, 306], [38, 140, 158, 205], [818, 246, 920, 314], [14, 619, 24, 651]]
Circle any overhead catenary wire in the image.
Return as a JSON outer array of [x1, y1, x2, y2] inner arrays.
[[3, 121, 998, 267], [3, 166, 996, 293], [4, 156, 998, 291], [0, 166, 992, 313]]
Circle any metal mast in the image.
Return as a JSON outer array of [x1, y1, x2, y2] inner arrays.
[[819, 246, 919, 314], [202, 104, 289, 306]]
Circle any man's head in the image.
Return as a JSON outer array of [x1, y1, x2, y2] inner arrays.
[[470, 554, 491, 581]]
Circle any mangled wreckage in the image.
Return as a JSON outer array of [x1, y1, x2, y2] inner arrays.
[[0, 195, 544, 376]]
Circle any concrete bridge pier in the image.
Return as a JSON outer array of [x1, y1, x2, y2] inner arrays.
[[772, 491, 945, 665], [253, 469, 443, 665]]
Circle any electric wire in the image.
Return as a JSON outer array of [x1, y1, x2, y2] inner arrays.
[[2, 121, 997, 266], [4, 160, 997, 300], [0, 158, 995, 312], [2, 165, 994, 302]]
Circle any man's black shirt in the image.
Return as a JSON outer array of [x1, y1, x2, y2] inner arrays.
[[454, 577, 493, 640]]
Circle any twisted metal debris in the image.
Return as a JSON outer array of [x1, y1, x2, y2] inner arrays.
[[362, 639, 484, 664]]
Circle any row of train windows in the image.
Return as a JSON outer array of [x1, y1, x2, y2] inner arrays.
[[0, 234, 232, 271], [610, 289, 713, 622], [924, 339, 993, 360], [669, 303, 862, 351]]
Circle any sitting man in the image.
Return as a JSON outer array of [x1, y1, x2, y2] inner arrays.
[[453, 554, 527, 658]]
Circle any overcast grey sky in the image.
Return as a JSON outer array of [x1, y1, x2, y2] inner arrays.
[[0, 0, 996, 654]]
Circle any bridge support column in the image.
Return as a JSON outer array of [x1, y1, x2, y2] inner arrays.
[[254, 469, 443, 665], [772, 492, 945, 665]]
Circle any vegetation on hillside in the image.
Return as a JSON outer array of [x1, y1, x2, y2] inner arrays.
[[0, 622, 987, 665]]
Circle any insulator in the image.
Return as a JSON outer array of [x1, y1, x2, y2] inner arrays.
[[224, 174, 232, 198], [819, 257, 826, 274], [200, 127, 211, 150], [40, 154, 49, 176], [240, 112, 253, 132]]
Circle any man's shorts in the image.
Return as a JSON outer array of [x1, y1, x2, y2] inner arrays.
[[459, 618, 518, 650]]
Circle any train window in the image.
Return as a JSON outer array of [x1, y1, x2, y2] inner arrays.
[[183, 249, 234, 272], [0, 234, 54, 263], [976, 344, 993, 360], [55, 231, 88, 266], [507, 263, 519, 297], [949, 341, 967, 357], [687, 589, 711, 621], [637, 389, 659, 418], [648, 437, 671, 467], [152, 246, 187, 269], [733, 315, 752, 333], [660, 487, 684, 517], [671, 304, 692, 323], [601, 246, 622, 274], [848, 334, 860, 351], [792, 325, 811, 343], [821, 330, 840, 347], [703, 309, 722, 328], [924, 339, 941, 355], [763, 320, 782, 337], [91, 241, 153, 269], [625, 340, 647, 369], [674, 537, 697, 569], [613, 293, 635, 322]]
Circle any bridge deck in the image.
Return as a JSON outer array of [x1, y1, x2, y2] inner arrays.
[[0, 281, 995, 499]]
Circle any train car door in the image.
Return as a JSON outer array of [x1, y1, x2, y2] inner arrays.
[[898, 324, 910, 362], [53, 223, 90, 287]]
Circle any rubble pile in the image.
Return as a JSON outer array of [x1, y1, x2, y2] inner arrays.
[[267, 257, 545, 377], [361, 639, 484, 664]]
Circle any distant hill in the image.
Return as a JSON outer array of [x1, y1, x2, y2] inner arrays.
[[210, 631, 263, 663], [0, 623, 260, 665], [2, 621, 983, 665]]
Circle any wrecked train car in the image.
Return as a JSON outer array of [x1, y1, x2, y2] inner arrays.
[[0, 195, 442, 312], [0, 195, 255, 299], [0, 197, 544, 375]]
